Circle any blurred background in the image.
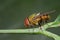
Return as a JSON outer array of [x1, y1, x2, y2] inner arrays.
[[0, 0, 60, 40]]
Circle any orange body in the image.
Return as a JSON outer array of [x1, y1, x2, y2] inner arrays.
[[24, 13, 50, 28], [41, 14, 50, 21]]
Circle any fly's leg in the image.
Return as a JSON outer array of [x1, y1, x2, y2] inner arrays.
[[38, 20, 43, 30]]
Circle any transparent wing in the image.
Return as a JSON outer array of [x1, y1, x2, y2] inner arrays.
[[41, 10, 56, 14]]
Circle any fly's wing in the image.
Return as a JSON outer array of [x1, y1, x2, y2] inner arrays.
[[30, 10, 56, 20], [48, 10, 56, 14], [41, 10, 56, 14]]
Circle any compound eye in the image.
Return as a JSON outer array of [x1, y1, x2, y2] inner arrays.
[[24, 17, 30, 27]]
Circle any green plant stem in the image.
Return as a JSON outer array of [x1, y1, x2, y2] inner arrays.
[[40, 30, 60, 40], [43, 22, 60, 29], [0, 28, 60, 40]]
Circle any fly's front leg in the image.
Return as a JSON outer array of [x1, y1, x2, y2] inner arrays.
[[30, 23, 35, 33]]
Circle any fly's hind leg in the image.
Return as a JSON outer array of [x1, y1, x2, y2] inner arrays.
[[44, 19, 50, 27]]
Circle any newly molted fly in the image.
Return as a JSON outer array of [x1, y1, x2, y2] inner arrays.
[[24, 10, 56, 29]]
